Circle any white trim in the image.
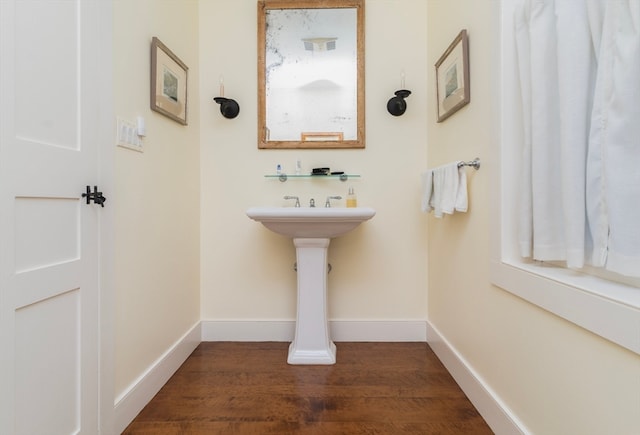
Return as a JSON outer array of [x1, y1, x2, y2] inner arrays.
[[330, 319, 427, 341], [491, 261, 640, 355], [113, 322, 200, 434], [201, 320, 295, 341], [427, 321, 528, 435], [97, 0, 115, 432], [201, 319, 427, 342]]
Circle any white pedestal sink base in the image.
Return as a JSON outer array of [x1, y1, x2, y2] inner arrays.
[[288, 237, 336, 365], [246, 207, 376, 365], [288, 341, 336, 365]]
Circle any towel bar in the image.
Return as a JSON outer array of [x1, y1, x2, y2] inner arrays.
[[457, 158, 481, 170]]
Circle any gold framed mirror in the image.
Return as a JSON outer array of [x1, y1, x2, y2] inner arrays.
[[258, 0, 365, 149]]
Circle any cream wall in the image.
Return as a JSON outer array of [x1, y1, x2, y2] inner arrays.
[[199, 1, 429, 324], [113, 1, 201, 398], [426, 1, 640, 434]]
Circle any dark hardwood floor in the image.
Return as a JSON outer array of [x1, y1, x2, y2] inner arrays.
[[123, 342, 492, 434]]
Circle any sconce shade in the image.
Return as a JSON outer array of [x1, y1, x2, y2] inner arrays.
[[387, 89, 411, 116], [214, 97, 240, 119]]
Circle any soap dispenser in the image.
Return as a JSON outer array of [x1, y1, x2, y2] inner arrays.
[[346, 187, 357, 208]]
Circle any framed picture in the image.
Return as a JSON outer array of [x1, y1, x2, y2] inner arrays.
[[435, 29, 469, 122], [150, 37, 188, 125]]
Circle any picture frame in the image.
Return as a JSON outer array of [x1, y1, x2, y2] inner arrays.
[[435, 29, 470, 123], [150, 37, 188, 125]]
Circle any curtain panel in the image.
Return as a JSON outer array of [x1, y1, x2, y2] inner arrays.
[[514, 0, 640, 277]]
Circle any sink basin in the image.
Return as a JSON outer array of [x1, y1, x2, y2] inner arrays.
[[246, 206, 376, 365], [246, 206, 376, 239]]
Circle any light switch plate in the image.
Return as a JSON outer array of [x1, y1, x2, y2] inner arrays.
[[116, 117, 144, 152]]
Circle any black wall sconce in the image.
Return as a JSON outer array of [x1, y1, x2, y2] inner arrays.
[[387, 70, 411, 116], [213, 97, 240, 119], [387, 89, 411, 116], [214, 75, 240, 119]]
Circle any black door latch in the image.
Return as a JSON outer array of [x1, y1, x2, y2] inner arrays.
[[82, 185, 106, 207]]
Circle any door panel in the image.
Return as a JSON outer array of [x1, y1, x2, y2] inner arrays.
[[0, 0, 104, 433], [14, 0, 79, 149], [14, 197, 80, 272], [15, 289, 81, 435]]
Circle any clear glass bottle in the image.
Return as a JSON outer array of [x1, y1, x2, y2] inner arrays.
[[346, 187, 357, 208]]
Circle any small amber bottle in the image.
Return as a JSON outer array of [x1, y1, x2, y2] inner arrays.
[[346, 187, 357, 208]]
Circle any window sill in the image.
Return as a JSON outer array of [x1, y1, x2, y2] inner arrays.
[[490, 260, 640, 355]]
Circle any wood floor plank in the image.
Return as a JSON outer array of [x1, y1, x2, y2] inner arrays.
[[123, 342, 493, 434]]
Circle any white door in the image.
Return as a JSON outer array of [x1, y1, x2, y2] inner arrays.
[[0, 1, 111, 434]]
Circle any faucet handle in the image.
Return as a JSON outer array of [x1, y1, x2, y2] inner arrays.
[[284, 195, 300, 207], [325, 195, 342, 207]]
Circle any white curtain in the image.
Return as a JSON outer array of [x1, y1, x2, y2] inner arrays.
[[515, 0, 640, 277]]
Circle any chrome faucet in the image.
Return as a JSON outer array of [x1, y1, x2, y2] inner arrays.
[[309, 198, 315, 207], [284, 195, 300, 207], [325, 196, 342, 207]]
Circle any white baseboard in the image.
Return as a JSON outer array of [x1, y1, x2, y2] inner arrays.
[[426, 320, 528, 435], [201, 319, 427, 342], [201, 319, 295, 341], [113, 322, 201, 434], [330, 319, 427, 341]]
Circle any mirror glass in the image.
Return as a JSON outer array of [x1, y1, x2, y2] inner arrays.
[[258, 0, 365, 149]]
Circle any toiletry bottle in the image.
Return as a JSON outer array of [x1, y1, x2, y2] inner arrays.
[[346, 187, 357, 208], [276, 164, 282, 175]]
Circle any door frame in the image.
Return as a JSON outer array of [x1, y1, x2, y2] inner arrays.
[[96, 1, 115, 432]]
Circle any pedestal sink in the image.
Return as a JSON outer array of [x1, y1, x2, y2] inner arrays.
[[246, 206, 375, 364]]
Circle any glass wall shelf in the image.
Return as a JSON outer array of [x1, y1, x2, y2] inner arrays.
[[265, 174, 360, 182]]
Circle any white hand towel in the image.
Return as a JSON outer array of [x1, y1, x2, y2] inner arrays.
[[438, 162, 461, 215], [421, 170, 434, 213], [422, 161, 468, 218], [432, 167, 445, 217], [455, 166, 468, 212]]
